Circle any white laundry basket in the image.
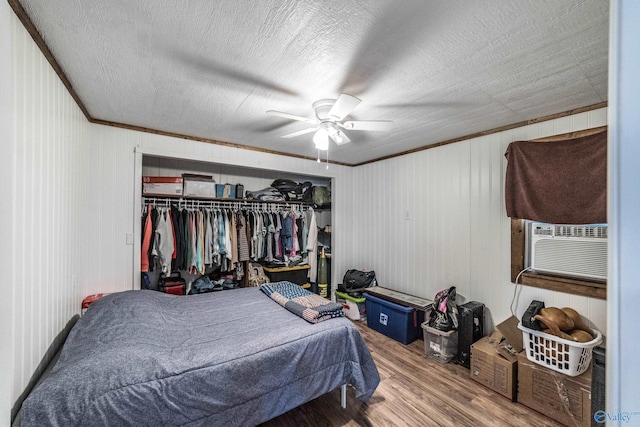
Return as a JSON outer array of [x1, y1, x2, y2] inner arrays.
[[518, 322, 602, 376]]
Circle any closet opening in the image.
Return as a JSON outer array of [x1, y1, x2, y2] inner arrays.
[[133, 151, 334, 297]]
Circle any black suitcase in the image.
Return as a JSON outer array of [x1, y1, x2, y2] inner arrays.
[[456, 301, 485, 368]]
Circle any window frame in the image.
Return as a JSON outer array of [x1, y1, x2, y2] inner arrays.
[[508, 126, 607, 300], [510, 218, 606, 299]]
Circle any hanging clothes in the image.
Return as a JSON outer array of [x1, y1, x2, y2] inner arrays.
[[301, 210, 309, 256], [281, 213, 293, 256], [204, 210, 213, 266], [230, 212, 238, 266], [141, 204, 153, 272], [189, 211, 197, 273], [306, 209, 319, 283], [153, 208, 174, 275], [179, 209, 189, 270], [217, 210, 226, 263], [275, 212, 282, 259], [237, 212, 250, 262], [170, 205, 181, 271], [196, 210, 205, 274], [141, 199, 314, 274], [224, 210, 232, 267], [148, 208, 159, 271]]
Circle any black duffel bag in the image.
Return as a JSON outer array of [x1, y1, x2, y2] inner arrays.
[[339, 269, 378, 297], [271, 179, 313, 201]]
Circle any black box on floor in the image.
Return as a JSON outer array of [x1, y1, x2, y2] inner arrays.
[[456, 301, 485, 368]]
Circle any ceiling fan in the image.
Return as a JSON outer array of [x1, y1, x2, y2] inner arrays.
[[266, 94, 393, 150]]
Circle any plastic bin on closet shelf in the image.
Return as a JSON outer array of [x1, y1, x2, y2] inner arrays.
[[182, 174, 216, 197], [364, 293, 424, 344]]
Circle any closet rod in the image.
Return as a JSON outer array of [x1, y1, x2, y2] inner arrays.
[[142, 196, 309, 212]]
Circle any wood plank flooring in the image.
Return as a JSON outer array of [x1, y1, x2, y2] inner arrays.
[[260, 320, 564, 427]]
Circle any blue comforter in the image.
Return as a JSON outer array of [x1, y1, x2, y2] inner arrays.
[[20, 288, 379, 426]]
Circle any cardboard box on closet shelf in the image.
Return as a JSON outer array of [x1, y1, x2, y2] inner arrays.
[[142, 176, 183, 196], [470, 330, 518, 401], [182, 174, 216, 197], [517, 351, 592, 427]]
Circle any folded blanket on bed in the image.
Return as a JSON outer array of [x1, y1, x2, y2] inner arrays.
[[260, 281, 344, 323]]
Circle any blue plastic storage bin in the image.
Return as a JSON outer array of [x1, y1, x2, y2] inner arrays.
[[364, 293, 424, 345]]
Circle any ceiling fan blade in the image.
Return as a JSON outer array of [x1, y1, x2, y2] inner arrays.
[[281, 127, 318, 138], [266, 110, 317, 124], [329, 130, 351, 145], [327, 94, 361, 121], [340, 120, 393, 131]]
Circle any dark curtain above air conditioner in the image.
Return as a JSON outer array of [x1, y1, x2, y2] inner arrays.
[[504, 130, 607, 225]]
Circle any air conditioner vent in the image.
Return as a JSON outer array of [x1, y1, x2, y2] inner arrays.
[[533, 239, 607, 280], [554, 225, 607, 239], [528, 222, 608, 281]]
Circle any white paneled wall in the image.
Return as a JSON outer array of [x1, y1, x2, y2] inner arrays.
[[349, 109, 608, 333], [1, 3, 14, 422], [5, 9, 93, 413], [352, 141, 472, 296]]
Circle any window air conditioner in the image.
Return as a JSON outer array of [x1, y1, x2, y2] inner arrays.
[[527, 222, 608, 281]]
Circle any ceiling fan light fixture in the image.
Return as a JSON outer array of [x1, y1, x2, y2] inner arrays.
[[325, 123, 343, 144], [267, 93, 392, 148], [313, 128, 329, 150]]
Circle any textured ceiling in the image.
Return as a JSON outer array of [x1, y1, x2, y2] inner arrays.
[[17, 0, 609, 165]]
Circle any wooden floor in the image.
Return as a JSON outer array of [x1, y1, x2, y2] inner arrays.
[[260, 320, 563, 427]]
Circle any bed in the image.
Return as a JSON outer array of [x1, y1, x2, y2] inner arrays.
[[19, 287, 380, 426]]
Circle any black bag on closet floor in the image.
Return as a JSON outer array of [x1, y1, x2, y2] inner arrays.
[[158, 272, 186, 295]]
